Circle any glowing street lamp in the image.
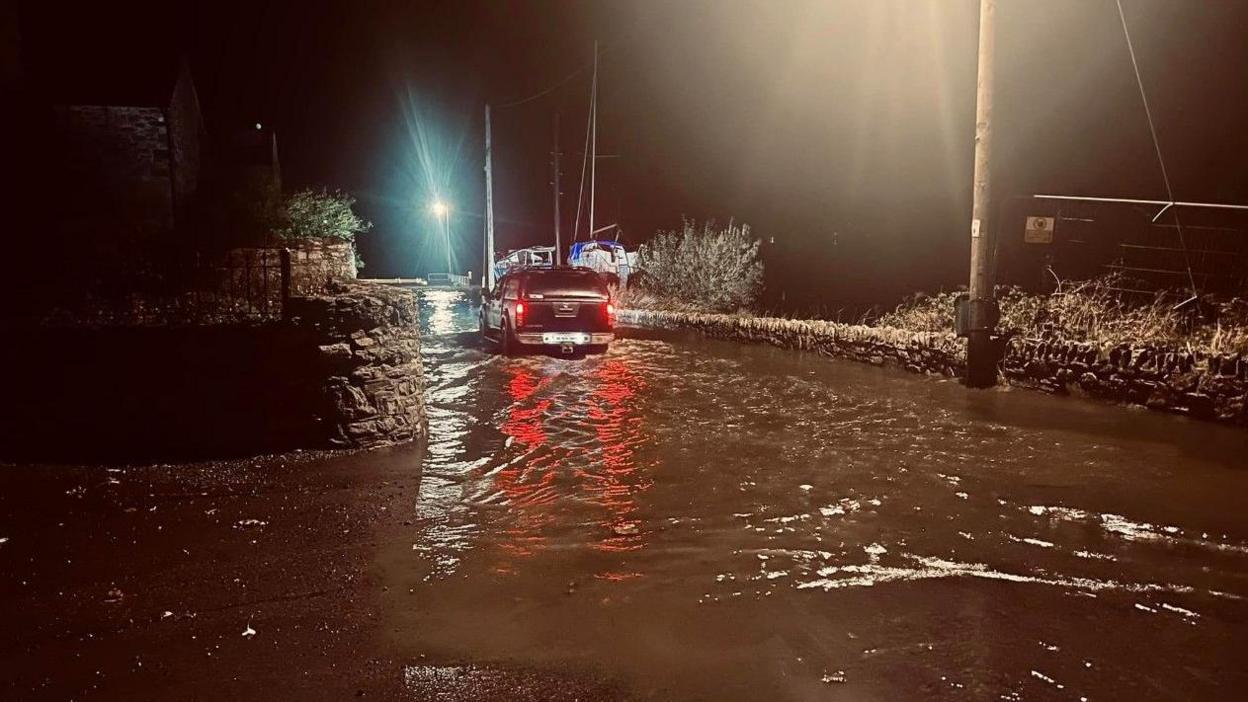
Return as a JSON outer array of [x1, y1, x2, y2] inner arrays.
[[429, 199, 453, 274]]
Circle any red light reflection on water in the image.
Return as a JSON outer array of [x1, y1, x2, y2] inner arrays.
[[495, 367, 555, 557], [500, 367, 550, 450], [581, 359, 651, 554], [492, 358, 652, 569]]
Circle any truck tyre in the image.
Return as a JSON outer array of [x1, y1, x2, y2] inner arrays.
[[480, 314, 492, 350], [500, 317, 518, 356]]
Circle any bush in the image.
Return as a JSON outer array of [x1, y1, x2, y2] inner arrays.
[[876, 274, 1248, 355], [633, 219, 764, 312], [279, 189, 372, 243]]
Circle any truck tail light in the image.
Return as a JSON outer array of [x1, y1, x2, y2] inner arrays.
[[514, 301, 527, 327], [605, 302, 615, 326]]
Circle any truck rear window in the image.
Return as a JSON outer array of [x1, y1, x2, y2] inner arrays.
[[524, 271, 608, 298]]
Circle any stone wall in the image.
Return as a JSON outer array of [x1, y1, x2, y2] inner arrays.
[[51, 65, 203, 235], [56, 104, 174, 232], [287, 239, 359, 293], [199, 239, 358, 319], [620, 308, 1248, 427], [620, 309, 964, 376], [219, 238, 357, 300], [219, 236, 354, 291], [5, 238, 361, 328], [1001, 338, 1248, 424], [1, 283, 424, 463], [286, 282, 425, 449]]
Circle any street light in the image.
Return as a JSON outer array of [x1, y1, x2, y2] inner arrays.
[[429, 199, 452, 274]]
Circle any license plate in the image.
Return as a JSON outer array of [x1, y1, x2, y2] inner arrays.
[[542, 332, 590, 345]]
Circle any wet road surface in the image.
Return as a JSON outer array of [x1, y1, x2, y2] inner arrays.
[[392, 289, 1248, 700], [2, 287, 1247, 700]]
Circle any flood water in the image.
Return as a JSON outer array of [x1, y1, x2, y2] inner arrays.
[[394, 289, 1248, 700]]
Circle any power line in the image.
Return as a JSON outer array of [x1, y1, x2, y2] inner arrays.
[[1115, 0, 1197, 296], [496, 60, 591, 109], [496, 40, 622, 110]]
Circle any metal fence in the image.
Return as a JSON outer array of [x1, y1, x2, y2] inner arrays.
[[187, 247, 286, 320], [426, 272, 472, 288], [1000, 196, 1248, 298]]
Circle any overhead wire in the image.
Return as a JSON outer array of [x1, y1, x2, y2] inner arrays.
[[496, 61, 591, 109], [1114, 0, 1198, 298], [495, 41, 619, 110], [491, 42, 618, 245]]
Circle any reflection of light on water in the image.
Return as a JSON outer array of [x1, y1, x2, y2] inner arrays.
[[493, 365, 555, 559], [582, 359, 652, 554], [501, 368, 550, 450], [487, 356, 655, 569], [410, 288, 484, 580], [410, 288, 660, 578], [409, 290, 656, 581], [397, 290, 1248, 696], [792, 553, 1235, 599], [423, 289, 463, 336]]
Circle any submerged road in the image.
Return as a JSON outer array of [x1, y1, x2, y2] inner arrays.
[[3, 288, 1248, 700]]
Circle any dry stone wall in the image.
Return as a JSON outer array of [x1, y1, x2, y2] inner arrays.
[[1002, 337, 1248, 424], [620, 308, 1248, 427], [620, 309, 964, 376], [1, 283, 424, 463], [215, 238, 357, 312], [56, 104, 174, 231], [286, 282, 425, 449], [288, 239, 359, 294]]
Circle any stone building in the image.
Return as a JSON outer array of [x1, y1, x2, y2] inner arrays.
[[3, 15, 208, 305], [50, 61, 205, 239]]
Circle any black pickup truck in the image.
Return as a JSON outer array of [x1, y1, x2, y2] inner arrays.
[[480, 268, 615, 355]]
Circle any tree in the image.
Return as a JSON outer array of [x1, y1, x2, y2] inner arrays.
[[278, 188, 372, 242], [635, 219, 764, 312]]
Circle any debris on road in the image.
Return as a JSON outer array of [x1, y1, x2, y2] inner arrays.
[[821, 671, 847, 684]]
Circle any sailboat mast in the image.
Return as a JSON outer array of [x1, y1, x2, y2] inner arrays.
[[552, 112, 562, 262], [589, 40, 598, 242]]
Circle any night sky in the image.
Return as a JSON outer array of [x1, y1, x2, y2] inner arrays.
[[17, 0, 1248, 311]]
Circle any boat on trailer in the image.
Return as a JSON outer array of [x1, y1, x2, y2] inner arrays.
[[493, 245, 557, 282], [568, 239, 631, 287]]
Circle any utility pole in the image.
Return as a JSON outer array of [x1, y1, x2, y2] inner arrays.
[[441, 211, 452, 274], [552, 111, 562, 263], [965, 0, 998, 388], [484, 104, 496, 289], [589, 40, 598, 242]]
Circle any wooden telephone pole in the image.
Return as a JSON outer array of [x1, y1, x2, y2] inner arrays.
[[483, 104, 496, 290], [965, 0, 998, 388]]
